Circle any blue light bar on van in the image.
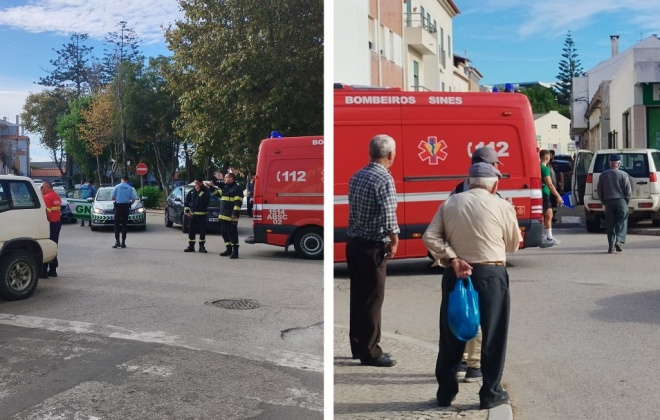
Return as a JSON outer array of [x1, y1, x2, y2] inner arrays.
[[270, 131, 282, 138]]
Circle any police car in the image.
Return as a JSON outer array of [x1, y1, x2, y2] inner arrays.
[[90, 187, 147, 231]]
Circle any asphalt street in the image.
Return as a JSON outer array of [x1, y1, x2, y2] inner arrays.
[[0, 211, 323, 419]]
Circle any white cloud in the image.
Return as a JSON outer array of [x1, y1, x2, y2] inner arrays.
[[0, 0, 183, 45]]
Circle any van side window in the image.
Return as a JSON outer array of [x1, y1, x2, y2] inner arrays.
[[5, 181, 39, 210], [0, 184, 9, 213], [652, 152, 660, 173]]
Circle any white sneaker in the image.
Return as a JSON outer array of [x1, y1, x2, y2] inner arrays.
[[538, 237, 554, 248], [548, 237, 561, 245]]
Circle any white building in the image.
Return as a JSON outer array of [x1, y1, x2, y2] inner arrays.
[[534, 111, 574, 154], [572, 35, 660, 151], [0, 116, 30, 176], [334, 0, 473, 91]]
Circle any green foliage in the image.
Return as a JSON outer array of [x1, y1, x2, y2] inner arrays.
[[556, 31, 583, 107], [57, 96, 97, 181], [38, 33, 95, 97], [136, 185, 163, 208], [520, 85, 560, 114], [166, 0, 323, 174]]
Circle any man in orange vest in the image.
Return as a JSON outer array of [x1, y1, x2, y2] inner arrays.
[[40, 181, 62, 278]]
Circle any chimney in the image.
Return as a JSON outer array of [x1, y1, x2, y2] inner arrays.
[[610, 35, 620, 57]]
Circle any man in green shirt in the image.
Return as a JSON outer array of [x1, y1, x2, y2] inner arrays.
[[540, 149, 564, 246]]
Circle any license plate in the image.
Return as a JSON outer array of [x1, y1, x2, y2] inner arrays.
[[208, 218, 218, 222]]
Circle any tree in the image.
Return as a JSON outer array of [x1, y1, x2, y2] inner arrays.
[[103, 21, 143, 176], [38, 33, 95, 98], [57, 96, 97, 182], [520, 85, 560, 114], [166, 0, 323, 173], [79, 89, 117, 185], [556, 31, 583, 108], [21, 89, 73, 176]]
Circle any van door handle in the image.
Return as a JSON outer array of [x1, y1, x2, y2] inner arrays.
[[637, 181, 648, 185]]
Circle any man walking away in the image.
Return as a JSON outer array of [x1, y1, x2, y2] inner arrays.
[[539, 150, 563, 246], [40, 181, 62, 278], [111, 176, 137, 249], [184, 178, 211, 253], [347, 134, 400, 368], [423, 162, 521, 410], [596, 154, 632, 253]]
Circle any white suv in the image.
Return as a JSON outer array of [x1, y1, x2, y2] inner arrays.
[[575, 148, 660, 232], [0, 175, 58, 300]]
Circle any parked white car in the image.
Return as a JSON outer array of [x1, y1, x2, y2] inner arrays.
[[0, 175, 58, 300], [573, 148, 660, 232]]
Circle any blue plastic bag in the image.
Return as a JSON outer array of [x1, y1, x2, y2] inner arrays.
[[561, 191, 574, 208], [447, 276, 480, 341]]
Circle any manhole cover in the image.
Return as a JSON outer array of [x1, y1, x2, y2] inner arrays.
[[207, 299, 260, 310]]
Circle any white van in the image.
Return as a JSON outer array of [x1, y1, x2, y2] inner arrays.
[[572, 148, 660, 231]]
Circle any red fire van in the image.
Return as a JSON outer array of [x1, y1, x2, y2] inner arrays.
[[245, 136, 324, 259], [334, 84, 542, 262]]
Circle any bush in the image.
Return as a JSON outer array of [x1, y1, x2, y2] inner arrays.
[[137, 186, 164, 208]]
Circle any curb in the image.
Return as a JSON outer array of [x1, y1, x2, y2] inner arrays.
[[335, 325, 513, 420]]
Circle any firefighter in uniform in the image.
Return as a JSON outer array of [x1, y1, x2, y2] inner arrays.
[[184, 178, 211, 253], [40, 181, 62, 278], [211, 173, 243, 259]]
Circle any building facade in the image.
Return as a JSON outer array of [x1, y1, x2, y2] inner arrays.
[[334, 0, 472, 91], [572, 35, 660, 151], [534, 111, 574, 154], [0, 116, 30, 176]]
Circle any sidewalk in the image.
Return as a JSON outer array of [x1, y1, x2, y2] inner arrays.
[[334, 326, 512, 420]]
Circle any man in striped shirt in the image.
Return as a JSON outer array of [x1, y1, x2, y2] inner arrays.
[[346, 134, 400, 368]]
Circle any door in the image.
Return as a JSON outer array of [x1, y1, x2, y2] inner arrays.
[[571, 150, 593, 205]]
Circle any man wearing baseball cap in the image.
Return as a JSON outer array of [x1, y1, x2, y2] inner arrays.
[[447, 146, 503, 383], [424, 161, 521, 410], [596, 154, 632, 253]]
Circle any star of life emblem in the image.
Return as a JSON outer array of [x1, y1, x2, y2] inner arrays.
[[418, 136, 448, 165]]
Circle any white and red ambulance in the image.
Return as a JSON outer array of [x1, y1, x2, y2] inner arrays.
[[334, 84, 542, 262], [245, 135, 324, 259]]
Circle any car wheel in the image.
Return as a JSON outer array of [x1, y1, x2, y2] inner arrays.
[[140, 224, 147, 231], [181, 215, 189, 233], [90, 224, 98, 231], [0, 252, 39, 301], [293, 227, 323, 260], [165, 208, 173, 227]]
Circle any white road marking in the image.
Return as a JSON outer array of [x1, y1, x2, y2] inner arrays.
[[0, 313, 323, 373]]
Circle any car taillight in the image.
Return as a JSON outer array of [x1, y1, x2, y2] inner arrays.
[[650, 172, 658, 182], [530, 178, 543, 220], [586, 173, 593, 183]]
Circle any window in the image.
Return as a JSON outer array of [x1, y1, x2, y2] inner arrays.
[[551, 124, 558, 129], [368, 17, 375, 51], [388, 30, 394, 60], [420, 6, 426, 28], [1, 181, 39, 211], [448, 35, 451, 57]]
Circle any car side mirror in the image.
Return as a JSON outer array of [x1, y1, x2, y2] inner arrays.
[[87, 197, 94, 202], [174, 197, 182, 202], [141, 196, 148, 201]]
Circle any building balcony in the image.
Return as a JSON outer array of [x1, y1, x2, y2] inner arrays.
[[404, 14, 437, 56]]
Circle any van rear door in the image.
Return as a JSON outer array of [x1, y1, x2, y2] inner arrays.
[[571, 150, 593, 205]]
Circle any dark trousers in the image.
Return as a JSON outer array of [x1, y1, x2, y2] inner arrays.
[[114, 202, 130, 241], [604, 198, 628, 247], [43, 221, 61, 273], [346, 237, 387, 360], [219, 220, 238, 245], [436, 264, 510, 406], [247, 199, 253, 217], [189, 215, 207, 243]]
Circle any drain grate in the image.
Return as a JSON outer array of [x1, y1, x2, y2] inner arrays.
[[207, 299, 260, 310]]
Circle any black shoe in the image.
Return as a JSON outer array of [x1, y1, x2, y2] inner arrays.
[[352, 352, 390, 360], [198, 245, 207, 253], [48, 270, 57, 278], [121, 242, 126, 248], [615, 242, 623, 252], [184, 246, 195, 252], [220, 246, 232, 256], [437, 397, 455, 408], [608, 247, 615, 254], [113, 242, 121, 249], [40, 273, 49, 279], [229, 245, 239, 259], [480, 391, 510, 410], [80, 222, 85, 226], [360, 355, 396, 367]]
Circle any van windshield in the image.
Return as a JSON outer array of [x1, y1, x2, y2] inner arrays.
[[593, 153, 649, 178]]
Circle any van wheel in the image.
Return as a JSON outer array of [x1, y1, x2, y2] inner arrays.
[[652, 220, 660, 227], [0, 252, 39, 301], [293, 227, 323, 260], [164, 210, 173, 227]]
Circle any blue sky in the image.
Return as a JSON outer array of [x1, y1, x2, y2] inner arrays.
[[453, 0, 660, 85], [0, 0, 182, 161], [3, 0, 660, 161]]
